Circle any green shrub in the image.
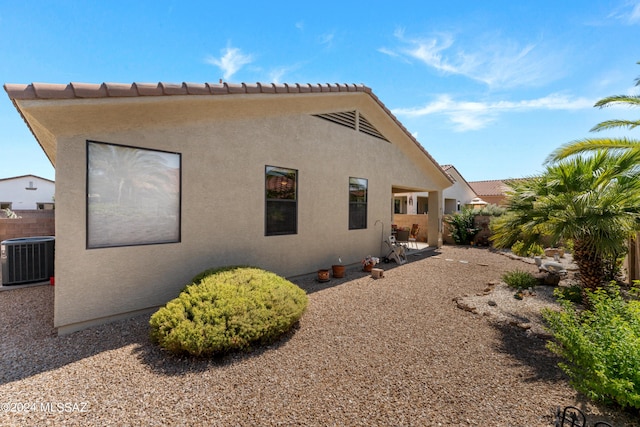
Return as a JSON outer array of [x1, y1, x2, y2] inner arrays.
[[150, 267, 308, 357], [510, 241, 527, 257], [543, 284, 640, 409], [474, 203, 506, 217], [190, 265, 251, 285], [501, 269, 537, 290], [554, 285, 583, 304], [511, 241, 544, 257], [444, 208, 480, 245], [561, 239, 574, 254]]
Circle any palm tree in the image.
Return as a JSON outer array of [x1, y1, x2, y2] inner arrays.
[[492, 151, 640, 291], [546, 61, 640, 162]]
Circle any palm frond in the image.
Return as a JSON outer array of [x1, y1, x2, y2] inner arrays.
[[594, 94, 640, 108], [545, 137, 640, 163], [590, 119, 640, 132]]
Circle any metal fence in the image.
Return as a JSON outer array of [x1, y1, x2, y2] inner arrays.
[[555, 406, 613, 427]]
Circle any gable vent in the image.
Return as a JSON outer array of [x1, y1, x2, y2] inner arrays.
[[314, 111, 389, 142], [358, 113, 388, 141]]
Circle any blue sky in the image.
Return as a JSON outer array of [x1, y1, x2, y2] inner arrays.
[[1, 0, 639, 182]]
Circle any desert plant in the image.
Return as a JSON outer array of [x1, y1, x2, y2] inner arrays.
[[474, 203, 506, 217], [510, 241, 544, 258], [501, 269, 537, 290], [190, 265, 251, 285], [444, 207, 480, 245], [491, 152, 640, 293], [150, 267, 308, 356], [543, 283, 640, 409], [554, 285, 583, 304]]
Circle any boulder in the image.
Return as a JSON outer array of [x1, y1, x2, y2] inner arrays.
[[533, 271, 561, 286], [544, 247, 565, 258]]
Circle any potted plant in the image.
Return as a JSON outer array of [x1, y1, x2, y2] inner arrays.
[[332, 258, 345, 278], [361, 255, 380, 272], [317, 268, 330, 282]]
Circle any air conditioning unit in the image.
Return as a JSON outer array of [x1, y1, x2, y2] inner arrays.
[[1, 236, 55, 285]]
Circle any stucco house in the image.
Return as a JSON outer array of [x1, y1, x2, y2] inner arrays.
[[5, 81, 452, 334], [468, 179, 513, 206], [392, 165, 476, 241], [394, 164, 477, 215], [0, 174, 55, 210]]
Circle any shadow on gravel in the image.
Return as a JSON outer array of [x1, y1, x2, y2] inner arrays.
[[490, 321, 640, 427], [0, 309, 150, 385], [0, 307, 302, 384], [490, 321, 567, 383], [130, 322, 300, 376]]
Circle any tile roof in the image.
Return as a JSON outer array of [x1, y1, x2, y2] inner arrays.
[[468, 179, 512, 196], [3, 82, 370, 99], [4, 81, 453, 184]]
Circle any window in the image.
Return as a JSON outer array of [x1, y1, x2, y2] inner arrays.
[[265, 166, 297, 235], [349, 177, 367, 229], [0, 203, 12, 210], [86, 140, 181, 248]]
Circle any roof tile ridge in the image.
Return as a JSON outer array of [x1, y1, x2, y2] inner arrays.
[[70, 82, 107, 98], [224, 82, 245, 94], [256, 82, 275, 93], [159, 82, 188, 95], [134, 82, 164, 96], [104, 82, 139, 97], [32, 82, 74, 99], [4, 83, 36, 100], [296, 83, 312, 93], [183, 82, 211, 95], [273, 83, 288, 93], [208, 82, 229, 94], [469, 179, 506, 183]]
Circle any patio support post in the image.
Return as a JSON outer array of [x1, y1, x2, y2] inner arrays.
[[427, 190, 443, 247]]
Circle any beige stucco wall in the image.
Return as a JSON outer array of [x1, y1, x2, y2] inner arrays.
[[17, 92, 449, 333]]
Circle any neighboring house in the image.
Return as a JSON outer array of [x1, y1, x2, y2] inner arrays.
[[5, 81, 453, 334], [0, 174, 55, 210], [468, 179, 512, 206], [394, 164, 477, 215], [468, 178, 533, 206]]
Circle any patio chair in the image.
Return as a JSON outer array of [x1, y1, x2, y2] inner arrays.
[[408, 224, 420, 249], [384, 236, 407, 265], [395, 229, 410, 248]]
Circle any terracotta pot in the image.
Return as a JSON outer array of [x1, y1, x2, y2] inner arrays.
[[362, 263, 374, 272], [317, 269, 330, 282], [332, 264, 345, 278]]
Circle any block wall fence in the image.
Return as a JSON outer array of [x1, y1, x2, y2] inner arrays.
[[0, 210, 55, 242]]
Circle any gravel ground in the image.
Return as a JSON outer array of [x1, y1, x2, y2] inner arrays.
[[0, 246, 638, 426]]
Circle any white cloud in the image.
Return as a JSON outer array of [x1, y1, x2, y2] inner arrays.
[[608, 1, 640, 24], [318, 31, 335, 47], [631, 3, 640, 22], [393, 93, 595, 132], [380, 30, 561, 89], [205, 45, 253, 81]]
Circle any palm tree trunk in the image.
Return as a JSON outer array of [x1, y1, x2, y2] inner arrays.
[[572, 238, 605, 293]]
